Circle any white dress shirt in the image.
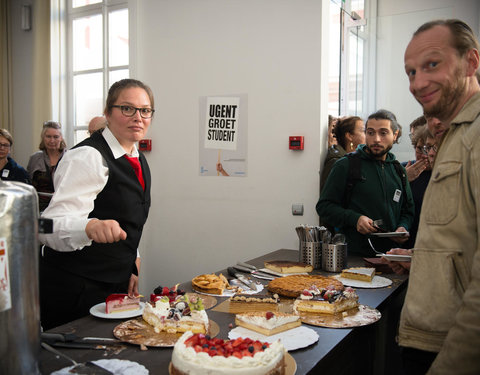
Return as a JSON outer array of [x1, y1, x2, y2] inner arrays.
[[39, 127, 140, 252]]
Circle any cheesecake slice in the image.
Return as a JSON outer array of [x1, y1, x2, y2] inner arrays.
[[340, 267, 375, 282], [235, 311, 301, 336]]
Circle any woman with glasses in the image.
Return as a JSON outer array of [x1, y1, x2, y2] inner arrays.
[[0, 128, 30, 183], [403, 124, 437, 249], [38, 79, 154, 330], [27, 121, 67, 212]]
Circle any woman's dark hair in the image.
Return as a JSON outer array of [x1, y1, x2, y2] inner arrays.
[[333, 116, 363, 150], [104, 79, 155, 116]]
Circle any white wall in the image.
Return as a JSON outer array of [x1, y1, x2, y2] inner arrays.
[[135, 0, 325, 293]]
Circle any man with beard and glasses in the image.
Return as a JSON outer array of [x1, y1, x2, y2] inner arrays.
[[316, 109, 414, 257], [385, 19, 480, 374]]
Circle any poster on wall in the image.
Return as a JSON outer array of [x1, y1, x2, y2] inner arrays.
[[199, 95, 247, 177]]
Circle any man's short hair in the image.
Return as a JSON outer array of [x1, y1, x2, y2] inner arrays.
[[366, 109, 401, 134], [414, 19, 480, 57]]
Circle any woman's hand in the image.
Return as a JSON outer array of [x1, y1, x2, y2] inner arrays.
[[86, 219, 127, 243]]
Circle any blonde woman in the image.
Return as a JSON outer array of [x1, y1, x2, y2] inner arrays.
[[27, 121, 67, 211], [0, 128, 30, 183]]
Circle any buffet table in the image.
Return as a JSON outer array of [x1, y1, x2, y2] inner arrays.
[[39, 249, 408, 375]]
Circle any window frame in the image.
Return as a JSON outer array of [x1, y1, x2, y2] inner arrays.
[[61, 0, 135, 146]]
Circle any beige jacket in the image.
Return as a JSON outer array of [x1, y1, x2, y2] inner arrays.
[[398, 92, 480, 374]]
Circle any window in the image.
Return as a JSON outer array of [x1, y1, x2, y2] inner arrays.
[[329, 0, 373, 118], [66, 0, 130, 145]]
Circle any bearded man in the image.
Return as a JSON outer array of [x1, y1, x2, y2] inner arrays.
[[387, 19, 480, 375], [316, 109, 414, 257]]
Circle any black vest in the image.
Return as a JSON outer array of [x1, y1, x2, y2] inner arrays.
[[43, 130, 151, 283]]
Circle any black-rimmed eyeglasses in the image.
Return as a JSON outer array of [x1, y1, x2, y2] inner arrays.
[[422, 145, 437, 154], [111, 105, 155, 119], [0, 143, 11, 149]]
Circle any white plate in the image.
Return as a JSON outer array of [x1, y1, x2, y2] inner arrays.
[[376, 253, 412, 262], [228, 325, 318, 351], [369, 232, 409, 238], [51, 359, 148, 375], [196, 284, 264, 297], [334, 275, 392, 288], [89, 302, 145, 319]]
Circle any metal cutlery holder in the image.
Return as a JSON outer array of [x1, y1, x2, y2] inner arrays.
[[299, 241, 322, 269], [322, 243, 347, 272]]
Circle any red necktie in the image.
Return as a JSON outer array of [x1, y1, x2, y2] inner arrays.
[[124, 155, 145, 190]]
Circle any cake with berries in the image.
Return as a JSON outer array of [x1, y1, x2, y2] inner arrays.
[[142, 294, 209, 334], [293, 284, 359, 314], [105, 294, 141, 314], [340, 267, 375, 282], [151, 284, 186, 303], [170, 331, 286, 375], [235, 311, 301, 336]]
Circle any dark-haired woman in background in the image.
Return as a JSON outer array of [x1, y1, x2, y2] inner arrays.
[[27, 121, 66, 212], [320, 116, 365, 193], [0, 128, 30, 184]]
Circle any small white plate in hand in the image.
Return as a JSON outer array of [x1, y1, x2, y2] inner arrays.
[[369, 232, 409, 238], [376, 253, 412, 262], [89, 302, 145, 319]]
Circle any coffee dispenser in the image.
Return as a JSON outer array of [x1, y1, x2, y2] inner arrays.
[[0, 181, 41, 374]]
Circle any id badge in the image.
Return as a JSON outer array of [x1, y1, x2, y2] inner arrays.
[[393, 189, 402, 202], [2, 169, 9, 178]]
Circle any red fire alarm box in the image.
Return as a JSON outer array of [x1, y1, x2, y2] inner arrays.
[[289, 136, 304, 150], [139, 139, 152, 151]]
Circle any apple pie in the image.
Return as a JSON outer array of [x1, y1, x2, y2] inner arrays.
[[192, 273, 229, 295]]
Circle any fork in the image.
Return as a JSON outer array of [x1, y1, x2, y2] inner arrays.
[[367, 238, 385, 256]]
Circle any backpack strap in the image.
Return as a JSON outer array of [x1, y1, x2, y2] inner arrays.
[[392, 160, 407, 193], [343, 152, 364, 208]]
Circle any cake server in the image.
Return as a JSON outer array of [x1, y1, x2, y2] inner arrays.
[[235, 263, 279, 278], [41, 342, 113, 374], [227, 267, 258, 291]]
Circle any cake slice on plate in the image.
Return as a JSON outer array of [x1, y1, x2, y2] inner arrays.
[[235, 311, 301, 336], [293, 284, 359, 314], [105, 294, 140, 314], [264, 260, 313, 274], [340, 267, 375, 282]]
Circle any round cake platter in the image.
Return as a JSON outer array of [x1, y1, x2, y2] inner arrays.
[[185, 292, 217, 310], [298, 304, 381, 328], [113, 318, 220, 347], [168, 352, 296, 375]]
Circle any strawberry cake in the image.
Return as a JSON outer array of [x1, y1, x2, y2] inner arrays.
[[105, 294, 140, 314], [170, 331, 286, 374]]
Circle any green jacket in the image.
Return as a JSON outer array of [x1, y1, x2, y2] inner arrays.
[[320, 144, 347, 194], [316, 144, 414, 256], [399, 92, 480, 375]]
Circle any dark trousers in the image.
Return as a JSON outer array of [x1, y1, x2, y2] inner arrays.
[[402, 347, 438, 375], [39, 256, 129, 330]]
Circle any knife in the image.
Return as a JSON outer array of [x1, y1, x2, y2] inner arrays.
[[41, 332, 120, 345], [227, 267, 258, 291], [233, 264, 277, 279]]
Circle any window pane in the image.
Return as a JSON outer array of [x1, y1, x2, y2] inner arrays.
[[73, 14, 103, 71], [328, 1, 341, 115], [348, 30, 364, 115], [109, 69, 129, 88], [75, 130, 90, 145], [109, 9, 129, 67], [72, 0, 102, 8], [74, 73, 104, 129]]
